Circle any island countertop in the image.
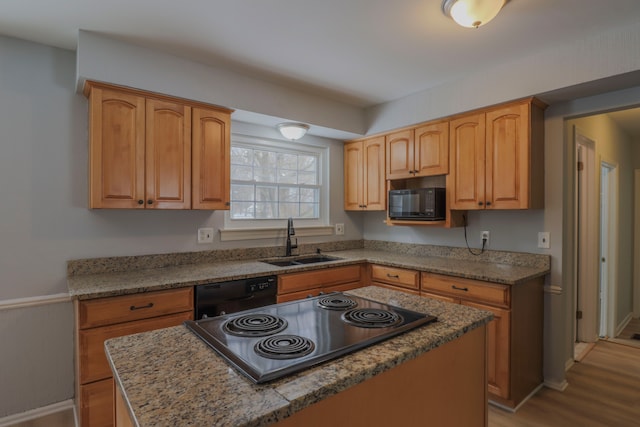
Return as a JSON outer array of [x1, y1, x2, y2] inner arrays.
[[105, 286, 493, 427], [69, 243, 550, 300]]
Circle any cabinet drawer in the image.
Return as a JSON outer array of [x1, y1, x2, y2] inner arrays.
[[78, 311, 192, 384], [278, 265, 362, 294], [373, 282, 420, 296], [421, 273, 510, 308], [78, 287, 193, 329], [370, 265, 419, 291]]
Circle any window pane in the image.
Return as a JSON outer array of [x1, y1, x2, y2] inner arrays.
[[277, 153, 298, 170], [279, 187, 299, 203], [255, 202, 277, 219], [298, 155, 316, 172], [256, 186, 276, 202], [231, 184, 254, 201], [300, 188, 318, 203], [231, 165, 253, 181], [279, 203, 299, 218], [299, 203, 318, 218], [253, 150, 276, 168], [255, 167, 276, 183], [298, 172, 316, 185], [231, 147, 253, 166], [278, 169, 297, 184], [231, 201, 254, 219]]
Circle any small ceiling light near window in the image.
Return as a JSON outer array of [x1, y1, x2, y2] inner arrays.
[[277, 123, 309, 141], [442, 0, 506, 28]]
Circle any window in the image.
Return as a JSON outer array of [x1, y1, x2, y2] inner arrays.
[[230, 144, 320, 220], [222, 134, 330, 238]]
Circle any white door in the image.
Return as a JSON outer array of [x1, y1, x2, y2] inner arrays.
[[599, 162, 617, 338]]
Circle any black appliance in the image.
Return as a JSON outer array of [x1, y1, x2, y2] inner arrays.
[[194, 275, 277, 319], [388, 187, 445, 220], [184, 293, 437, 383]]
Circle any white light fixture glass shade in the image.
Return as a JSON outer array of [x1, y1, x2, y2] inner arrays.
[[442, 0, 505, 28], [277, 123, 309, 141]]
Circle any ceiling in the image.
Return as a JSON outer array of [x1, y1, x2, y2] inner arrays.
[[2, 0, 640, 137]]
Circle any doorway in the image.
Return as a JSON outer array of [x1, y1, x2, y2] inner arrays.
[[599, 162, 618, 339], [574, 128, 598, 349]]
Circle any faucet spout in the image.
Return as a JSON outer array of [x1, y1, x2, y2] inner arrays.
[[285, 217, 297, 256]]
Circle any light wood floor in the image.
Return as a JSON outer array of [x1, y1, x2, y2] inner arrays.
[[489, 340, 640, 426]]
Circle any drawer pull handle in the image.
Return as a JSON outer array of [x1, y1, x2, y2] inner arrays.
[[130, 302, 154, 311], [452, 285, 469, 292], [387, 274, 400, 279]]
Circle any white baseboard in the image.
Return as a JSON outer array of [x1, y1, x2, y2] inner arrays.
[[544, 378, 569, 392], [489, 383, 545, 413], [0, 400, 76, 427]]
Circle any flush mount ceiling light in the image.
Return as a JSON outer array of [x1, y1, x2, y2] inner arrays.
[[277, 122, 309, 141], [442, 0, 506, 28]]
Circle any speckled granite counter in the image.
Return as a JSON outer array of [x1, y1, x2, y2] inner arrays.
[[68, 241, 550, 300], [105, 286, 493, 427]]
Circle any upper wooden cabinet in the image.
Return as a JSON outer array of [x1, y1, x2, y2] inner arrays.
[[449, 99, 545, 210], [386, 122, 449, 179], [86, 82, 232, 210], [344, 137, 386, 211]]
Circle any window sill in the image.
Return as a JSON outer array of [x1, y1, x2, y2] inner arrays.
[[220, 225, 335, 242]]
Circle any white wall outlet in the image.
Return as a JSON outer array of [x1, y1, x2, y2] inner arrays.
[[335, 223, 345, 235], [197, 227, 214, 244], [481, 231, 490, 246], [538, 232, 550, 249]]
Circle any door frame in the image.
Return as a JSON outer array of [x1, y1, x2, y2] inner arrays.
[[573, 127, 599, 343], [599, 160, 618, 338]]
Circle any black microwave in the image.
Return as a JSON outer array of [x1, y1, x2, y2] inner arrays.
[[388, 188, 445, 220]]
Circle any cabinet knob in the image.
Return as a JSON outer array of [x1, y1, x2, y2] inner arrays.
[[486, 201, 491, 206], [147, 199, 153, 205], [137, 200, 144, 205], [478, 201, 484, 206]]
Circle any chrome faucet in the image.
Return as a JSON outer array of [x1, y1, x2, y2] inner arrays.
[[285, 217, 297, 256]]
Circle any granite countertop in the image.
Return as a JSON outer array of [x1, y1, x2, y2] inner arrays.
[[105, 286, 494, 427], [68, 245, 550, 300]]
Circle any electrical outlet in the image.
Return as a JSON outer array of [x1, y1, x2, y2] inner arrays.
[[538, 232, 550, 249], [481, 231, 490, 246], [197, 227, 214, 244], [335, 223, 345, 235]]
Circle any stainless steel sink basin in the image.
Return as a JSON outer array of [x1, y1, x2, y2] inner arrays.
[[260, 255, 342, 267]]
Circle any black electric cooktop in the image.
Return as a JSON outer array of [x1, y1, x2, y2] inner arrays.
[[184, 292, 437, 383]]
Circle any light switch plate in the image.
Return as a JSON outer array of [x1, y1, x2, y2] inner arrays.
[[538, 232, 550, 249]]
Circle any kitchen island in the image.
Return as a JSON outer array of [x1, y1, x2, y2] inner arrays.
[[105, 286, 493, 427]]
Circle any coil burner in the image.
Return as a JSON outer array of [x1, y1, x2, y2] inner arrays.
[[341, 308, 403, 328], [317, 295, 358, 310], [254, 335, 316, 359], [223, 314, 287, 337]]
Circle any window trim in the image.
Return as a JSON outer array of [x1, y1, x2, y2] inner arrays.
[[221, 133, 331, 240]]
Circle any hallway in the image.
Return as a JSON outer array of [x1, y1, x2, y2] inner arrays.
[[489, 341, 640, 426]]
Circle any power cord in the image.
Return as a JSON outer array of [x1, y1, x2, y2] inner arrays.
[[462, 214, 486, 256]]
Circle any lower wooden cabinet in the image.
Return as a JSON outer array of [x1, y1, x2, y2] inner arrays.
[[277, 264, 364, 302], [75, 288, 193, 426], [421, 272, 543, 409], [369, 264, 420, 295]]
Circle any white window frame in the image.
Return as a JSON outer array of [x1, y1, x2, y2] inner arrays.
[[220, 133, 332, 241]]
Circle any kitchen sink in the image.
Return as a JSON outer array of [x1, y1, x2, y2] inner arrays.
[[260, 255, 342, 267]]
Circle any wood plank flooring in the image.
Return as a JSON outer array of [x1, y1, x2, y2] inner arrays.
[[489, 341, 640, 427]]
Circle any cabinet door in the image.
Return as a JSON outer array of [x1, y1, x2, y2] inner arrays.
[[145, 99, 191, 209], [192, 107, 231, 210], [414, 121, 449, 176], [449, 113, 486, 210], [485, 102, 530, 209], [363, 136, 386, 210], [89, 87, 146, 209], [79, 378, 113, 427], [463, 300, 511, 400], [386, 129, 414, 179], [344, 141, 363, 210]]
